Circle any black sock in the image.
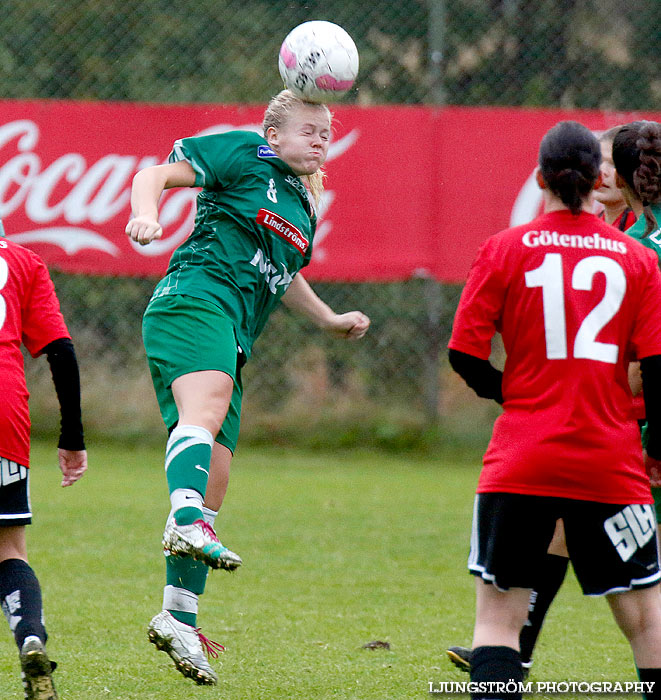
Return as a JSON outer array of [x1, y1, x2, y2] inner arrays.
[[519, 553, 568, 664], [0, 559, 47, 649], [638, 669, 661, 700], [470, 645, 523, 699]]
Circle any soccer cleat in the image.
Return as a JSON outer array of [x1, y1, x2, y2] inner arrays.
[[20, 636, 58, 700], [162, 519, 242, 571], [446, 646, 471, 673], [148, 610, 224, 685], [446, 645, 531, 679]]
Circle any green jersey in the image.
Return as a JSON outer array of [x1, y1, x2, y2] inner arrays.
[[625, 203, 661, 264], [151, 130, 317, 357]]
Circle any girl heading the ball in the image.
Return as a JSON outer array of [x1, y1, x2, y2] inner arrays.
[[126, 89, 369, 686]]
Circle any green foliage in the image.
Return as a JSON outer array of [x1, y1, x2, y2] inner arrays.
[[27, 275, 475, 450], [0, 442, 639, 698], [444, 0, 661, 109], [0, 0, 659, 107]]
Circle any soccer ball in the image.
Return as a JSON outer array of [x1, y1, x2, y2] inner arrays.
[[278, 21, 359, 103]]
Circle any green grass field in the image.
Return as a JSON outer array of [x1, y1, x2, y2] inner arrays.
[[0, 441, 643, 699]]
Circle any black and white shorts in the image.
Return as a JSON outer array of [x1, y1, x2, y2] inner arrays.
[[469, 492, 660, 596], [0, 458, 31, 526]]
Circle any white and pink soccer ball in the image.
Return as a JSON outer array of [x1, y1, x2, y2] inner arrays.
[[278, 21, 359, 103]]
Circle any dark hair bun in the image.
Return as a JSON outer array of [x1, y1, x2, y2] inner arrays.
[[539, 121, 601, 215]]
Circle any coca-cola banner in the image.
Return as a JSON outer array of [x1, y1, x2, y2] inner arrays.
[[1, 100, 659, 282]]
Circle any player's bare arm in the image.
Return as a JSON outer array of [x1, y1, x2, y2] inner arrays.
[[126, 160, 197, 246], [282, 273, 370, 339], [628, 361, 642, 396]]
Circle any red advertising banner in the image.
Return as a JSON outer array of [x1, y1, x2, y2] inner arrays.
[[0, 100, 658, 282]]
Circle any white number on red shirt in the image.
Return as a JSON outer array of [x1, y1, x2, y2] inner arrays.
[[0, 257, 7, 331], [525, 253, 626, 363]]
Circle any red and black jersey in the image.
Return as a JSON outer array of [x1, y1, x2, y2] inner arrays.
[[450, 210, 661, 504], [598, 207, 637, 232], [597, 211, 645, 419], [0, 239, 70, 466]]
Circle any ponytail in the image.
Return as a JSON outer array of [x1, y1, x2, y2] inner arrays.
[[613, 121, 661, 236], [545, 168, 592, 216], [538, 121, 601, 216]]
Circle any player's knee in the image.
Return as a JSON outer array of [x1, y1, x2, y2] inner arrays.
[[0, 529, 28, 563], [477, 603, 529, 639], [197, 406, 229, 435], [610, 589, 661, 642]]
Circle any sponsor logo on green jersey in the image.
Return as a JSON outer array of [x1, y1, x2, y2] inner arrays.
[[256, 208, 309, 255]]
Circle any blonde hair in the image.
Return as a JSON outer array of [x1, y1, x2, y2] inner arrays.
[[598, 125, 624, 144], [262, 89, 331, 206]]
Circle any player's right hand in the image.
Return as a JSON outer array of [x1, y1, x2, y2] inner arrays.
[[58, 448, 88, 487], [125, 215, 163, 246], [324, 311, 371, 340], [644, 450, 661, 488]]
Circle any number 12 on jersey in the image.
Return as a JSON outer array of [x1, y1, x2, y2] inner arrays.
[[525, 253, 626, 363], [0, 256, 7, 331]]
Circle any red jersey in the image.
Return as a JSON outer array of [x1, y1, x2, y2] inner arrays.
[[598, 208, 644, 421], [598, 208, 637, 232], [449, 210, 661, 504], [615, 208, 638, 232], [615, 210, 647, 421], [0, 239, 70, 466]]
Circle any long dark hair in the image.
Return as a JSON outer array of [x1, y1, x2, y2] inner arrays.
[[612, 121, 661, 236], [538, 121, 601, 216]]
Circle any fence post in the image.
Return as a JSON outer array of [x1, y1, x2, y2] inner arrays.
[[421, 277, 444, 420], [423, 1, 446, 420], [427, 0, 446, 104]]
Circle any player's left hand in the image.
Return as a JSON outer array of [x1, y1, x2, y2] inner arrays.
[[58, 448, 88, 487], [325, 311, 370, 340], [644, 450, 661, 488]]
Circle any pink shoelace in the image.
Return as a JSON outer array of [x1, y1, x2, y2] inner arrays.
[[196, 629, 225, 658], [198, 520, 220, 543]]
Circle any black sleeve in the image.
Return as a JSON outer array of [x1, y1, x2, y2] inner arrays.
[[43, 337, 85, 451], [448, 348, 503, 404], [641, 354, 661, 459]]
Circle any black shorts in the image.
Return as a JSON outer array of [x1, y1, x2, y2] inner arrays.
[[469, 492, 660, 596], [0, 458, 31, 526]]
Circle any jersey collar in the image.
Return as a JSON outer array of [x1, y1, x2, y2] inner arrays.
[[257, 140, 316, 219]]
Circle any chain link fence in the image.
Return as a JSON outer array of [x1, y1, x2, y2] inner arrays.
[[7, 0, 659, 447], [3, 0, 659, 108], [27, 274, 498, 450]]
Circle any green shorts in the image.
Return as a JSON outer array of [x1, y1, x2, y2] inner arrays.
[[142, 294, 244, 452]]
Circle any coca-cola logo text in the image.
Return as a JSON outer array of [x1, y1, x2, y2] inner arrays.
[[0, 118, 358, 263]]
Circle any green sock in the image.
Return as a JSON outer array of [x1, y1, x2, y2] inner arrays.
[[165, 425, 213, 525], [165, 555, 209, 627], [163, 508, 218, 626]]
